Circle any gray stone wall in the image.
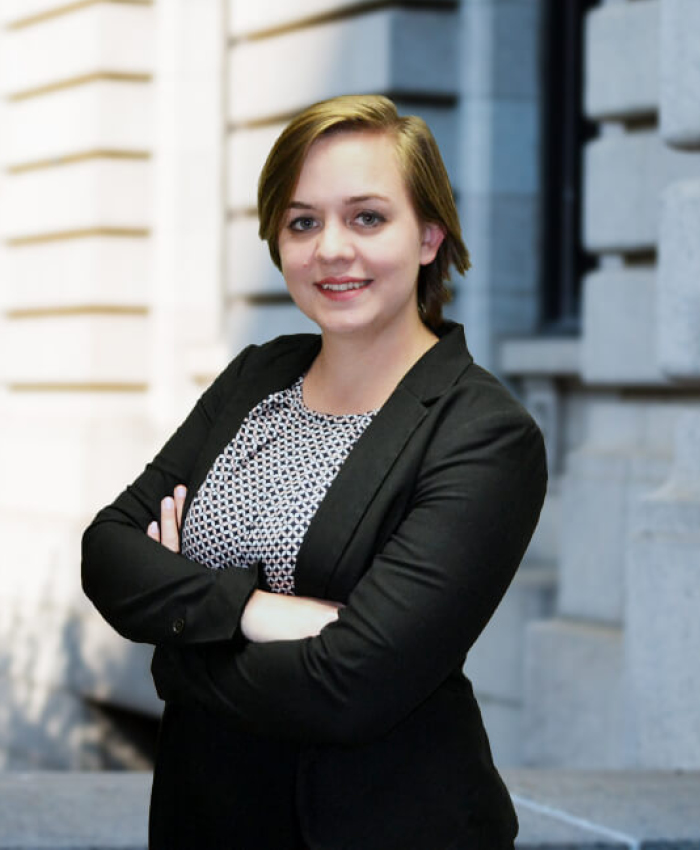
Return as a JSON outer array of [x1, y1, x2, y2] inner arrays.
[[510, 0, 700, 768]]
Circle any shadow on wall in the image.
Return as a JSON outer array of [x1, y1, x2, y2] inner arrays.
[[0, 577, 160, 770]]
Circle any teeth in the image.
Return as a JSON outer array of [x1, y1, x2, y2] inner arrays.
[[320, 281, 368, 291]]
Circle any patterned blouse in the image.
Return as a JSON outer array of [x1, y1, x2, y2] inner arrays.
[[181, 375, 376, 595]]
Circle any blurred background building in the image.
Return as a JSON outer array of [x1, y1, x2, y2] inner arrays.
[[0, 0, 698, 771]]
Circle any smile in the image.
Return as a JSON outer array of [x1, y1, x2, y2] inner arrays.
[[318, 280, 370, 291]]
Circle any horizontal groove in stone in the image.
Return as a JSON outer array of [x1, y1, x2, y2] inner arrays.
[[8, 149, 151, 174], [7, 227, 150, 247], [5, 305, 148, 319], [8, 71, 152, 102], [230, 0, 457, 44], [9, 382, 148, 392], [6, 0, 153, 31]]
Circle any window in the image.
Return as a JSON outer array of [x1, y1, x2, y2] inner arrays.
[[540, 0, 597, 333]]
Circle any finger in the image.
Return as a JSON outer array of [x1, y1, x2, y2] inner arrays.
[[174, 485, 187, 530], [160, 496, 180, 553], [147, 521, 161, 542]]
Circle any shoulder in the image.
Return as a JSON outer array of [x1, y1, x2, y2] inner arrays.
[[419, 329, 545, 470], [419, 322, 541, 434]]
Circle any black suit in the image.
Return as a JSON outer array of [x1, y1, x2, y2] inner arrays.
[[82, 322, 547, 849]]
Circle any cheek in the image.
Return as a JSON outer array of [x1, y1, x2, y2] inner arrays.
[[280, 241, 313, 276], [368, 231, 423, 272]]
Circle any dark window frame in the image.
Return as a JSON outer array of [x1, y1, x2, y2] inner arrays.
[[539, 0, 597, 334]]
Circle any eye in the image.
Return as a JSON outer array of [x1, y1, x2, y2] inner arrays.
[[355, 210, 385, 228], [289, 216, 318, 232]]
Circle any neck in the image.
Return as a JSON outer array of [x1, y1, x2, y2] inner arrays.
[[303, 318, 438, 415]]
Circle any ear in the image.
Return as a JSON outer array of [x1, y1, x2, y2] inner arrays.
[[419, 223, 445, 265]]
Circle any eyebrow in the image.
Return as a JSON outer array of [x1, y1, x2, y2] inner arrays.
[[287, 194, 391, 210]]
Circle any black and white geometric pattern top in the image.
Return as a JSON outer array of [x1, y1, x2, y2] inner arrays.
[[181, 375, 377, 595]]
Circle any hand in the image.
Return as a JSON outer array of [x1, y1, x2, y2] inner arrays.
[[147, 485, 187, 553], [146, 483, 342, 642], [241, 590, 342, 643]]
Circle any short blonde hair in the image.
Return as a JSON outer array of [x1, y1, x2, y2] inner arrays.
[[257, 94, 470, 331]]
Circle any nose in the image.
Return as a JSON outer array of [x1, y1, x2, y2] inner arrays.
[[315, 219, 354, 263]]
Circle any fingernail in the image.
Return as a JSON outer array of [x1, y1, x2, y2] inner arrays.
[[163, 497, 174, 509], [148, 521, 158, 533], [175, 485, 186, 497]]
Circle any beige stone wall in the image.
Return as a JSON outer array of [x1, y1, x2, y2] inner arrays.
[[0, 0, 226, 766]]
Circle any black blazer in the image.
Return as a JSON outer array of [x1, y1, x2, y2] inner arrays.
[[82, 322, 547, 850]]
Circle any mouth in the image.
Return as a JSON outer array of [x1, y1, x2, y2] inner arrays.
[[315, 277, 372, 293]]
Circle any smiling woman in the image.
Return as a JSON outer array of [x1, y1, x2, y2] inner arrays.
[[276, 131, 445, 402], [82, 94, 547, 850]]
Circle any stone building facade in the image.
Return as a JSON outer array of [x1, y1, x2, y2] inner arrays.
[[0, 0, 697, 769]]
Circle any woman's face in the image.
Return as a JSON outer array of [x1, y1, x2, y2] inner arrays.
[[277, 130, 443, 341]]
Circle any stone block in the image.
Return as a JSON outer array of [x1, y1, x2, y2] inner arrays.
[[462, 1, 541, 99], [226, 300, 318, 350], [475, 697, 523, 768], [506, 769, 700, 849], [0, 0, 70, 25], [583, 130, 700, 253], [2, 770, 700, 849], [0, 773, 150, 846], [525, 481, 561, 566], [520, 377, 561, 472], [523, 619, 625, 767], [625, 411, 700, 769], [461, 194, 541, 283], [226, 218, 286, 297], [1, 237, 151, 310], [0, 677, 92, 769], [581, 268, 665, 385], [512, 797, 623, 848], [1, 405, 165, 519], [3, 82, 154, 167], [498, 339, 581, 378], [462, 100, 540, 195], [0, 3, 154, 96], [229, 0, 380, 38], [74, 608, 162, 718], [558, 445, 669, 624], [584, 0, 659, 120], [466, 566, 555, 703], [0, 313, 148, 386], [0, 160, 151, 239], [228, 124, 284, 212], [660, 0, 700, 148], [491, 290, 540, 336], [228, 10, 457, 125], [658, 179, 700, 379], [453, 284, 540, 366]]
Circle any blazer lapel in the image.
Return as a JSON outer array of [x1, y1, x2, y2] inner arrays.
[[295, 322, 473, 599]]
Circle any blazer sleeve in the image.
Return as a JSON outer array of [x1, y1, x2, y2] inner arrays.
[[151, 406, 548, 744], [81, 345, 261, 647]]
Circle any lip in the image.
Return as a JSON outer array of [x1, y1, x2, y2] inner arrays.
[[315, 277, 368, 286], [314, 276, 373, 301]]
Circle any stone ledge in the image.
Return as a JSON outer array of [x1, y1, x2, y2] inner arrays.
[[506, 769, 700, 849], [0, 770, 698, 849], [498, 337, 581, 378]]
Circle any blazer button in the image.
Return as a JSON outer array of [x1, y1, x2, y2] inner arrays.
[[172, 617, 185, 635]]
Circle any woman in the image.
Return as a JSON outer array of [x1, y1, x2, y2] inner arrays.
[[82, 95, 547, 849]]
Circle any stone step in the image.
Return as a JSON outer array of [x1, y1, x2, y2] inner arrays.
[[0, 771, 699, 849]]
